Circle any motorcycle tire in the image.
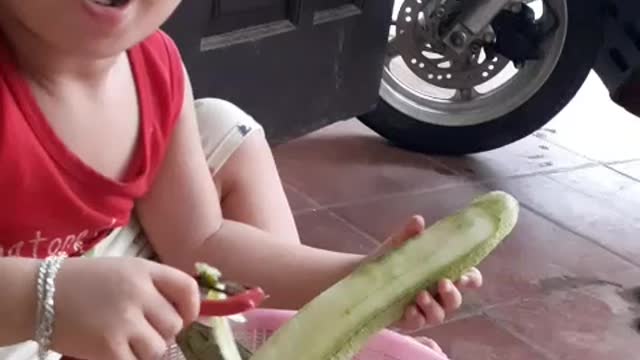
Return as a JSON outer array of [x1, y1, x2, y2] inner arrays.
[[358, 0, 605, 155]]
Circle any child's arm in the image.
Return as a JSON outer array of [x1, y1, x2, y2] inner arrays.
[[135, 67, 362, 309], [181, 219, 362, 309], [0, 258, 40, 346], [136, 66, 480, 329]]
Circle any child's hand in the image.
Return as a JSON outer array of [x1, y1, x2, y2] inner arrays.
[[367, 215, 483, 333], [51, 257, 200, 360]]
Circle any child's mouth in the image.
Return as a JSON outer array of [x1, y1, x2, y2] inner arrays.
[[89, 0, 130, 7]]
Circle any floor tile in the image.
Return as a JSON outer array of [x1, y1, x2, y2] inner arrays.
[[476, 210, 636, 306], [266, 79, 640, 357], [489, 166, 640, 266], [283, 184, 318, 213], [415, 314, 549, 360], [273, 120, 466, 206], [487, 287, 640, 360], [611, 160, 640, 181], [534, 72, 640, 163], [609, 267, 640, 289], [433, 135, 592, 180], [329, 184, 490, 242], [295, 210, 378, 255], [330, 185, 637, 306]]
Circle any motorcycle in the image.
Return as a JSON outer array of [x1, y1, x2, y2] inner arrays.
[[357, 0, 640, 155]]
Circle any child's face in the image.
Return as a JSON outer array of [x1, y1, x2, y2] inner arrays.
[[0, 0, 181, 58]]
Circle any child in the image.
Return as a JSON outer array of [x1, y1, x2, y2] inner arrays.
[[0, 1, 482, 359]]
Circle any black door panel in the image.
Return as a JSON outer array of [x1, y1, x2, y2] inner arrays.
[[208, 0, 290, 35], [162, 0, 393, 143]]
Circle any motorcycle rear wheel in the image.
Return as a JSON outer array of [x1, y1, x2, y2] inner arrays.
[[358, 0, 605, 155]]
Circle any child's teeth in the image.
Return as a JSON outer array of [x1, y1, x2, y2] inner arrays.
[[92, 0, 112, 5]]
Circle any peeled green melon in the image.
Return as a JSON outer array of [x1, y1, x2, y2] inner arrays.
[[250, 191, 519, 360]]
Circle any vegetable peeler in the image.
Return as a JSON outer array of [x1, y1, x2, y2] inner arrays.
[[198, 277, 268, 317]]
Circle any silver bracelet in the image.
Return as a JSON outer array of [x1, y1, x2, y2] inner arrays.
[[35, 255, 66, 360]]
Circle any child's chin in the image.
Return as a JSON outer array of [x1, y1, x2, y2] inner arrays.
[[72, 35, 140, 59]]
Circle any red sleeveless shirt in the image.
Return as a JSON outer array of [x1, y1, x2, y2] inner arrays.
[[0, 31, 185, 258]]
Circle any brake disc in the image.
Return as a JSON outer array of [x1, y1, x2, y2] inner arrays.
[[395, 0, 511, 89]]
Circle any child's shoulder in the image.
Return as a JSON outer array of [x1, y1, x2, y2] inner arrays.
[[129, 30, 186, 142], [136, 30, 180, 56], [132, 30, 183, 72]]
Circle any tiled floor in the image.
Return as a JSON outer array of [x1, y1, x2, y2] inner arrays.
[[271, 73, 640, 359]]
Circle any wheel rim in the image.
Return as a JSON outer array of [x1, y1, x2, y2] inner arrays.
[[380, 0, 569, 127]]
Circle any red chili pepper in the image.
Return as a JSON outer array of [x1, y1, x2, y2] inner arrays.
[[199, 287, 267, 317]]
